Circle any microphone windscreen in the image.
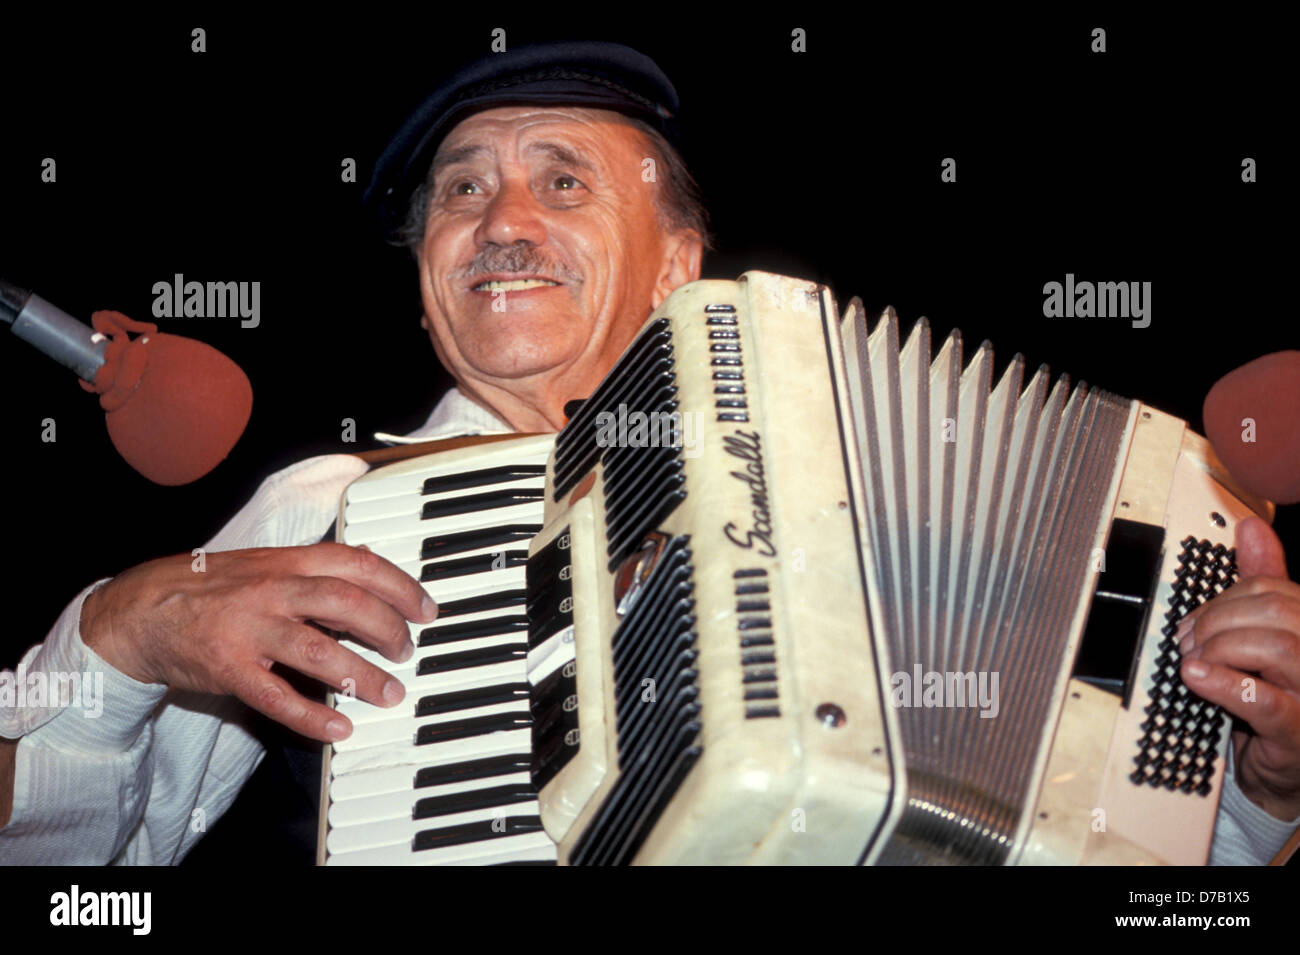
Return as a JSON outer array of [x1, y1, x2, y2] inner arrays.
[[104, 333, 253, 485], [1202, 350, 1300, 505]]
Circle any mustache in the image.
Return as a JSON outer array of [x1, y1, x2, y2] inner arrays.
[[455, 245, 583, 284]]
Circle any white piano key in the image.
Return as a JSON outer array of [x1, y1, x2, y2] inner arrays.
[[328, 746, 529, 802], [332, 700, 529, 752], [327, 801, 540, 855], [342, 448, 552, 505], [370, 660, 528, 699], [423, 566, 528, 604], [328, 770, 533, 827], [344, 503, 547, 550], [344, 478, 545, 524], [329, 727, 531, 776], [329, 763, 422, 802], [351, 631, 527, 673], [356, 540, 538, 587], [325, 829, 555, 866], [335, 665, 526, 725]]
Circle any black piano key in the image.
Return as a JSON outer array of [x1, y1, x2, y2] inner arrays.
[[416, 682, 531, 717], [416, 711, 532, 746], [421, 464, 546, 496], [418, 614, 531, 647], [414, 753, 531, 790], [413, 815, 544, 853], [421, 524, 541, 561], [435, 589, 528, 619], [416, 643, 528, 675], [421, 550, 530, 582], [413, 783, 536, 820], [421, 488, 544, 521]]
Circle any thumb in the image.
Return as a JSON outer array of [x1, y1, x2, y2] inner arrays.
[[1234, 515, 1289, 579]]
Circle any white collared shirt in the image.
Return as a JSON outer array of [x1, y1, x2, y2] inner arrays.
[[0, 388, 1294, 864]]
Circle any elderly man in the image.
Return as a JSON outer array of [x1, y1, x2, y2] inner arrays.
[[0, 42, 1296, 866]]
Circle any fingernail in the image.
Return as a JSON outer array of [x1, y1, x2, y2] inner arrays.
[[422, 594, 438, 620], [1184, 660, 1209, 679], [326, 718, 351, 741], [399, 640, 415, 663], [1179, 632, 1195, 654], [383, 677, 405, 705]]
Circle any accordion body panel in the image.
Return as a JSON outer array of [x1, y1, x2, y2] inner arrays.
[[319, 272, 1272, 866]]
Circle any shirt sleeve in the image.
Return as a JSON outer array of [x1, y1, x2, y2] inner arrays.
[[0, 453, 368, 864], [1209, 743, 1300, 865]]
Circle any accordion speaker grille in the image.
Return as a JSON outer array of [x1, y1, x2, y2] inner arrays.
[[569, 535, 702, 865], [843, 307, 1132, 864], [553, 318, 676, 500]]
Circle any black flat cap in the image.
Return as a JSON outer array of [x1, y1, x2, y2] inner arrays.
[[365, 40, 681, 240]]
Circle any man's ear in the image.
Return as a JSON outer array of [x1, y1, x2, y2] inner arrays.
[[651, 231, 704, 310]]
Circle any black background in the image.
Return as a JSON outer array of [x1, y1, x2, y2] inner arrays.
[[0, 6, 1293, 874], [2, 12, 1292, 670]]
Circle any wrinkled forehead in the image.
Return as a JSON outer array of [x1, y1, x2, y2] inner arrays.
[[434, 105, 645, 166]]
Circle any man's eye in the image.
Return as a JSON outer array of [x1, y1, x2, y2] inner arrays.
[[451, 181, 479, 195], [553, 175, 581, 191]]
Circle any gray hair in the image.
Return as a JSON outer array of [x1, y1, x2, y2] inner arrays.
[[390, 119, 712, 257]]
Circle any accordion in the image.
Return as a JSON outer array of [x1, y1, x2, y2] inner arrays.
[[318, 271, 1273, 866]]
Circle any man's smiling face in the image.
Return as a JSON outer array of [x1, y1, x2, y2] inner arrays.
[[417, 105, 690, 421]]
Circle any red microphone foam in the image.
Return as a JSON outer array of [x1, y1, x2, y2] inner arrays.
[[82, 311, 253, 485], [1202, 350, 1300, 505]]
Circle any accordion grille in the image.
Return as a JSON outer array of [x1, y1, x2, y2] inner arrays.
[[569, 535, 701, 865], [553, 318, 676, 500]]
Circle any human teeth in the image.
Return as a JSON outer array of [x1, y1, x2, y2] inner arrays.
[[475, 279, 559, 291]]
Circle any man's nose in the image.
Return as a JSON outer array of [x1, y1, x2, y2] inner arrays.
[[474, 177, 548, 249]]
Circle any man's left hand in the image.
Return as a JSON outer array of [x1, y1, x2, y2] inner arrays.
[[1178, 515, 1300, 822]]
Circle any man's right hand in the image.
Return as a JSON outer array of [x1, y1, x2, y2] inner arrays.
[[79, 543, 436, 743]]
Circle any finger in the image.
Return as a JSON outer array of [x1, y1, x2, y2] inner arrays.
[[294, 542, 437, 625], [288, 575, 417, 663], [230, 663, 355, 742], [1236, 515, 1289, 579], [261, 620, 406, 710], [1175, 588, 1300, 656], [1181, 658, 1300, 746], [1188, 627, 1300, 690]]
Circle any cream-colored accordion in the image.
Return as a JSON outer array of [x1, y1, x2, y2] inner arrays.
[[318, 271, 1273, 866]]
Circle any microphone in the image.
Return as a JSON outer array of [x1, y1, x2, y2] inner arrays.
[[1202, 350, 1300, 505], [1, 277, 253, 485]]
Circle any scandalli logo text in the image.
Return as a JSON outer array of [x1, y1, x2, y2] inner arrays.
[[50, 885, 151, 935]]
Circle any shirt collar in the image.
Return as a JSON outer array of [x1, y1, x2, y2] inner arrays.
[[395, 388, 513, 442]]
